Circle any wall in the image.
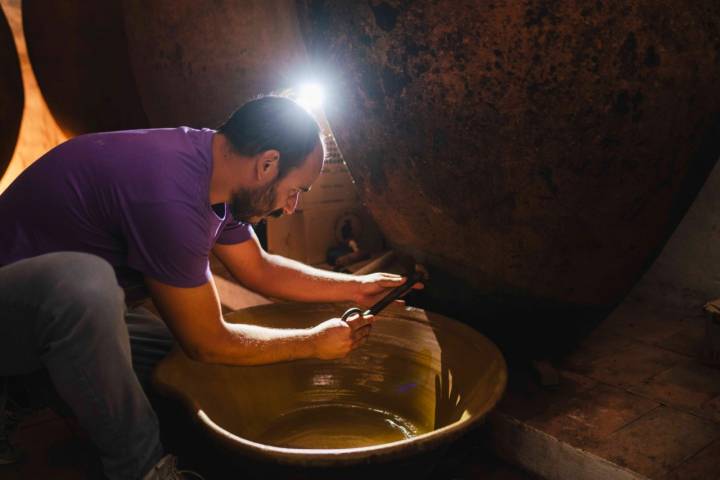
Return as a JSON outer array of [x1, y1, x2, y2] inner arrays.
[[632, 157, 720, 303]]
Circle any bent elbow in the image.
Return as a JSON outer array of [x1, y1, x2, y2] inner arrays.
[[183, 342, 242, 365], [179, 341, 215, 363]]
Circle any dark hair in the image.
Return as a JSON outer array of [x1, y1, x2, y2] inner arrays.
[[218, 95, 322, 179]]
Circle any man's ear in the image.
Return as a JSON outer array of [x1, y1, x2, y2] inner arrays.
[[256, 149, 280, 182]]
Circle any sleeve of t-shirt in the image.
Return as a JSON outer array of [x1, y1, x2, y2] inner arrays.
[[215, 218, 254, 245], [121, 201, 211, 288]]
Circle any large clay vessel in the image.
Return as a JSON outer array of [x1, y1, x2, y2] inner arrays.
[[0, 7, 23, 178], [22, 0, 148, 137], [23, 1, 307, 133], [122, 0, 308, 128], [154, 302, 506, 479], [298, 1, 720, 310]]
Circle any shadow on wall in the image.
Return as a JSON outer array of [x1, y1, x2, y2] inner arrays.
[[632, 155, 720, 303]]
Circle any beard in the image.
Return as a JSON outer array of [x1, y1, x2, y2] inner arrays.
[[229, 180, 284, 224]]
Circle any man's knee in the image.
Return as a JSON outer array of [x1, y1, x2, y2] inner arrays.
[[0, 252, 128, 365], [2, 252, 123, 305], [38, 252, 123, 302], [30, 253, 127, 345]]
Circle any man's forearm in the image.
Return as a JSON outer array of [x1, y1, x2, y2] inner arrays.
[[199, 322, 316, 366], [242, 253, 359, 303], [198, 314, 364, 365], [214, 239, 407, 308]]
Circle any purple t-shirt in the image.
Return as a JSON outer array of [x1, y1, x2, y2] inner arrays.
[[0, 127, 252, 301]]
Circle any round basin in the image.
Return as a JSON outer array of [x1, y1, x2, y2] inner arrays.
[[153, 302, 506, 472]]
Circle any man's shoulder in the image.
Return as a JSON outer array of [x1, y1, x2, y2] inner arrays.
[[70, 126, 212, 153], [80, 127, 214, 191]]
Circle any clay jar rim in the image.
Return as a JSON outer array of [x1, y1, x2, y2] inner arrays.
[[154, 303, 508, 467]]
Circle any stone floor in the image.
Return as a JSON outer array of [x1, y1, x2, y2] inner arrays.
[[491, 281, 720, 480]]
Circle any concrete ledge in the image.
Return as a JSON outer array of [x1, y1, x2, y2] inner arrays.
[[486, 412, 648, 480]]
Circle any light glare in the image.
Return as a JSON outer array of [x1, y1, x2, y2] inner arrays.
[[296, 83, 325, 110]]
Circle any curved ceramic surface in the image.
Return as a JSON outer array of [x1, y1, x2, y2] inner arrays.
[[298, 1, 720, 309], [153, 303, 507, 467], [122, 0, 307, 128], [23, 0, 306, 134], [22, 0, 148, 136]]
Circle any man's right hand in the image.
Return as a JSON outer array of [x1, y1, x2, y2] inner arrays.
[[310, 312, 375, 360]]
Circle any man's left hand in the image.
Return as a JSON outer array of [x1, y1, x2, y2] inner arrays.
[[352, 272, 424, 309]]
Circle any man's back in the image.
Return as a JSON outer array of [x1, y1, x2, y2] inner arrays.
[[0, 127, 251, 300]]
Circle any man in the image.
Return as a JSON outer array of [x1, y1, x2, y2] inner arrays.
[[0, 96, 412, 479]]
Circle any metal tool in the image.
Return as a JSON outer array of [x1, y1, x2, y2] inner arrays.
[[341, 269, 426, 322]]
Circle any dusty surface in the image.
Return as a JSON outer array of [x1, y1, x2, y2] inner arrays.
[[496, 288, 720, 479], [298, 1, 720, 311]]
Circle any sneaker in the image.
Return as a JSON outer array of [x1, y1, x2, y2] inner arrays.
[[142, 455, 205, 480]]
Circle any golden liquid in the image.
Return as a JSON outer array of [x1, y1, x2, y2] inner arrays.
[[255, 403, 424, 449]]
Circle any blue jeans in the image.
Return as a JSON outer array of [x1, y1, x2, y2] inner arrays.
[[0, 252, 175, 479]]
